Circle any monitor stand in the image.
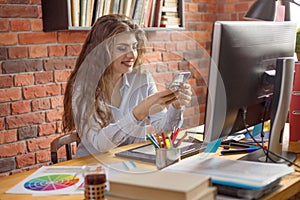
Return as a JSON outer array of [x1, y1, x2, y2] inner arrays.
[[238, 148, 297, 165], [239, 58, 297, 165]]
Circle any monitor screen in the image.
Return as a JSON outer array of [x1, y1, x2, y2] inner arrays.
[[203, 21, 296, 161]]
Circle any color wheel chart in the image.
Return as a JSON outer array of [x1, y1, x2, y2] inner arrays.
[[24, 174, 79, 191], [6, 166, 84, 195], [6, 162, 136, 195]]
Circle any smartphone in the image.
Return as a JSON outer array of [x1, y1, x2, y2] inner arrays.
[[168, 71, 191, 90]]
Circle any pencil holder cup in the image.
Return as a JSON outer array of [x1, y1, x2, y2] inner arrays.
[[77, 163, 107, 200], [155, 148, 181, 170]]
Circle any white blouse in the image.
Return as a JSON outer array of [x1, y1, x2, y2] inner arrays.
[[76, 71, 184, 157]]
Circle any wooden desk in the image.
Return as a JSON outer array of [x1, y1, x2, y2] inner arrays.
[[0, 142, 299, 200]]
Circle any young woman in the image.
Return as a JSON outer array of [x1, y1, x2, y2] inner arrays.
[[62, 14, 192, 157]]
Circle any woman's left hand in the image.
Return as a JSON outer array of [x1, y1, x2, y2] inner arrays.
[[172, 83, 192, 109]]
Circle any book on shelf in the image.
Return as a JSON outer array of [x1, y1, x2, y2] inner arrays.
[[132, 0, 146, 26], [161, 15, 180, 23], [92, 0, 103, 24], [163, 0, 178, 7], [71, 0, 80, 26], [80, 0, 87, 26], [119, 0, 125, 14], [143, 0, 153, 27], [162, 11, 178, 17], [161, 6, 177, 12], [102, 0, 112, 15], [111, 0, 120, 14], [148, 0, 157, 27], [164, 0, 178, 2], [123, 0, 133, 17], [160, 23, 180, 28], [161, 15, 180, 22], [107, 170, 216, 200], [141, 0, 149, 26], [86, 0, 95, 26], [139, 0, 149, 27], [98, 0, 105, 19], [153, 0, 163, 27], [128, 0, 137, 19], [164, 2, 177, 7]]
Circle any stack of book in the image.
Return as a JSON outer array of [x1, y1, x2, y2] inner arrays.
[[107, 170, 216, 200], [160, 0, 181, 28]]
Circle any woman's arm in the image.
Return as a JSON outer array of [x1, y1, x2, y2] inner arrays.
[[79, 110, 145, 153]]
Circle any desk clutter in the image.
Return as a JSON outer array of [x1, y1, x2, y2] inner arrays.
[[4, 122, 296, 200], [4, 154, 295, 200]]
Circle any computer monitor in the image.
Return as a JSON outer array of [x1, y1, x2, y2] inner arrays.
[[204, 21, 297, 163]]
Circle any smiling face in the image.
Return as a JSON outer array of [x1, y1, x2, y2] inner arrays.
[[110, 32, 138, 77]]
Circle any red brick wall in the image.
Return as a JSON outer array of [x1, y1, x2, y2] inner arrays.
[[0, 0, 254, 176]]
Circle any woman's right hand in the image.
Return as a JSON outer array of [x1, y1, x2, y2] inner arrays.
[[132, 90, 177, 121]]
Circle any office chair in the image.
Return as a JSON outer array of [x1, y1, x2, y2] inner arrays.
[[50, 132, 80, 164]]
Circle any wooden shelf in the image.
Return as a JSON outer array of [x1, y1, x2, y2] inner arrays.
[[41, 0, 185, 32]]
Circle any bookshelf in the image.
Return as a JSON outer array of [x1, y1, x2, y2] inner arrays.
[[41, 0, 185, 31]]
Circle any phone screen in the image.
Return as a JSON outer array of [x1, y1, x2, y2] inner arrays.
[[170, 72, 190, 87]]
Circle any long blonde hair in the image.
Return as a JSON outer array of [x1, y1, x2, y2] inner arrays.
[[62, 14, 146, 133]]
